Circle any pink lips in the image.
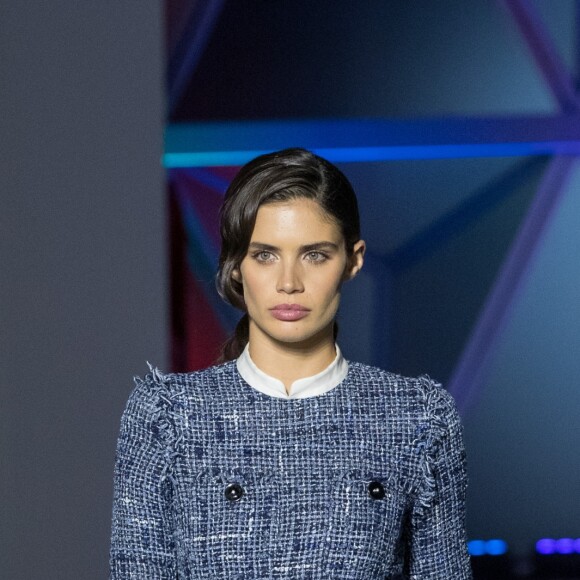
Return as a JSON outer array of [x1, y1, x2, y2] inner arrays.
[[270, 303, 310, 321]]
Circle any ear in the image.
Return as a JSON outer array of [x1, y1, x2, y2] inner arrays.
[[344, 240, 366, 280], [231, 267, 242, 283]]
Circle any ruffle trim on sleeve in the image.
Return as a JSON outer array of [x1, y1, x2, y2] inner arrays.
[[411, 374, 450, 520], [133, 362, 186, 487]]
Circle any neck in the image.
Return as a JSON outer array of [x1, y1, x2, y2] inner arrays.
[[248, 327, 336, 391]]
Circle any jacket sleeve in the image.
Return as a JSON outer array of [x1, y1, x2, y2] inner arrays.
[[109, 372, 177, 579], [406, 381, 473, 579]]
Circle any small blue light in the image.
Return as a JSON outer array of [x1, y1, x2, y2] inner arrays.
[[536, 538, 580, 555], [557, 538, 575, 554], [537, 539, 556, 555], [468, 540, 486, 556], [486, 539, 508, 555], [468, 539, 509, 556]]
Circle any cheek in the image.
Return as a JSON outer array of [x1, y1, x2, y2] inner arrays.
[[239, 268, 265, 300], [314, 271, 344, 304]]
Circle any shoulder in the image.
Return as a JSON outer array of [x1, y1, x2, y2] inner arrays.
[[347, 361, 460, 423], [119, 361, 235, 448], [179, 360, 239, 386], [126, 360, 238, 410]]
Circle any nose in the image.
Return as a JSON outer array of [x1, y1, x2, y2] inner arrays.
[[276, 261, 304, 294]]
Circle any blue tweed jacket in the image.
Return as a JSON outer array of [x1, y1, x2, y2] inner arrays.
[[110, 360, 472, 579]]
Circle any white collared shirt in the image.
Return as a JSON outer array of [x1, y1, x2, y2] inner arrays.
[[236, 343, 349, 399]]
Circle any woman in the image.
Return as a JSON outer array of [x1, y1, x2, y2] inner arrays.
[[110, 148, 472, 578]]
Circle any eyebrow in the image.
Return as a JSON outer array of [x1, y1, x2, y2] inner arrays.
[[248, 241, 340, 252]]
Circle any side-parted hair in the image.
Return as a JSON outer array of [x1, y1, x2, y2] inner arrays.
[[216, 147, 361, 362]]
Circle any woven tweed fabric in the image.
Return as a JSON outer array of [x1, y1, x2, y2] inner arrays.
[[110, 361, 472, 579]]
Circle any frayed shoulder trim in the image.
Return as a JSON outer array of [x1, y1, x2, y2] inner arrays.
[[132, 361, 171, 388], [412, 374, 458, 519], [131, 362, 185, 485]]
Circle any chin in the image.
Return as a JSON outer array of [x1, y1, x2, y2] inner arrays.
[[270, 324, 333, 347], [249, 314, 336, 347]]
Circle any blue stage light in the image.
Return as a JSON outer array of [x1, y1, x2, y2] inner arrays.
[[556, 538, 575, 554], [162, 141, 580, 168], [468, 538, 509, 556], [468, 540, 487, 556], [486, 539, 508, 555], [535, 538, 580, 555], [536, 539, 556, 554]]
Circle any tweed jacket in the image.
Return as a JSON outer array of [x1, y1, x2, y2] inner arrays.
[[109, 360, 472, 579]]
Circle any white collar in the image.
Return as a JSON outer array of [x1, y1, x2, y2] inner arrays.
[[236, 343, 348, 400]]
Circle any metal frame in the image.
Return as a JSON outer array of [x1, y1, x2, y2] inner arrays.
[[168, 0, 227, 116], [448, 0, 580, 410], [164, 115, 580, 167]]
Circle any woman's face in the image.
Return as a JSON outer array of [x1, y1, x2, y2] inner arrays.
[[234, 198, 365, 349]]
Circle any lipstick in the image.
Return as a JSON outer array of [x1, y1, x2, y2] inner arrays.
[[269, 304, 310, 321]]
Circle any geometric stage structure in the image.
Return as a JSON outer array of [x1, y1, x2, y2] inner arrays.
[[166, 0, 580, 416]]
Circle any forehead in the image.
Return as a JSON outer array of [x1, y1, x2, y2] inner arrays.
[[251, 199, 342, 242]]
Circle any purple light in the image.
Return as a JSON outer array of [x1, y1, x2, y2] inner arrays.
[[536, 538, 556, 555], [536, 538, 580, 555], [556, 538, 575, 554]]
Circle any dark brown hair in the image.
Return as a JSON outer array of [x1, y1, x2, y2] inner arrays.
[[216, 147, 361, 362]]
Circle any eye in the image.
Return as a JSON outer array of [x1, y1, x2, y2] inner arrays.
[[305, 251, 328, 263], [253, 250, 275, 263]]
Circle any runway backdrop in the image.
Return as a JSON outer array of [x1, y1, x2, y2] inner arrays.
[[1, 1, 579, 578]]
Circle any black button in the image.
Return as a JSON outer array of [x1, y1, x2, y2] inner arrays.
[[368, 480, 385, 499], [224, 482, 244, 502]]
